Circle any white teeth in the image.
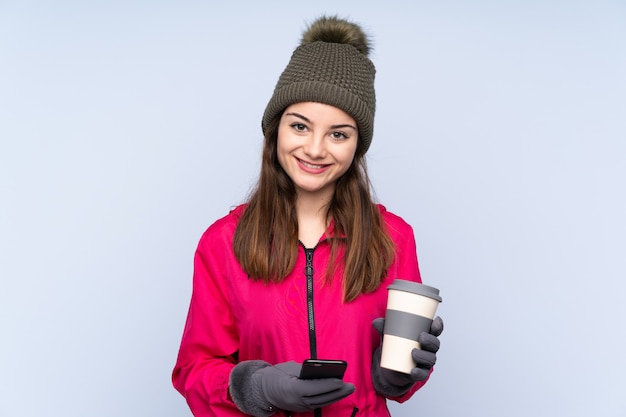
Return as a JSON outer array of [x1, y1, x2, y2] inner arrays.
[[301, 160, 324, 169]]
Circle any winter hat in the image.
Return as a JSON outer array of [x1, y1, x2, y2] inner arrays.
[[262, 16, 376, 153]]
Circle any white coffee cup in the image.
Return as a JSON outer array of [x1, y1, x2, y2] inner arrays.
[[380, 279, 442, 374]]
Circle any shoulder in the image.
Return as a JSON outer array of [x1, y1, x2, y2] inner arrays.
[[376, 204, 413, 232], [198, 204, 247, 248], [376, 204, 415, 237]]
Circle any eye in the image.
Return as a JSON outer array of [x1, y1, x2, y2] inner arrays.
[[290, 123, 307, 132], [331, 131, 349, 140]]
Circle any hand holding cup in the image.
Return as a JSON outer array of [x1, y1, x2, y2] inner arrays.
[[379, 280, 443, 374], [373, 316, 443, 384]]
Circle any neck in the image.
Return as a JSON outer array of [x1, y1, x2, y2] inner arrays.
[[295, 188, 333, 248]]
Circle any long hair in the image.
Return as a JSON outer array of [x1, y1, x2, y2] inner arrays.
[[233, 114, 396, 302]]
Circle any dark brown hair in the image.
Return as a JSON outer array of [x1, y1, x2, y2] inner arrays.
[[233, 114, 395, 302]]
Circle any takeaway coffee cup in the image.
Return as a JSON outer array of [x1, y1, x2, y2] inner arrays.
[[380, 279, 442, 374]]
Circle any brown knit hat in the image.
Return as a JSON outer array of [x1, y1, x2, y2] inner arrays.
[[262, 16, 376, 153]]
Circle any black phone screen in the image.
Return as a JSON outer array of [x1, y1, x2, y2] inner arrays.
[[299, 359, 348, 379]]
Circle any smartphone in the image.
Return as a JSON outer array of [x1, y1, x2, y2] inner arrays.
[[299, 359, 348, 380]]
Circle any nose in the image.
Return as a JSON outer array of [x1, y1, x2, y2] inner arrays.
[[303, 134, 326, 159]]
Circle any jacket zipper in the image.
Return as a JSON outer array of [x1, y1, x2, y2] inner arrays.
[[305, 245, 355, 417], [304, 247, 322, 417], [281, 243, 353, 417], [304, 247, 318, 359]]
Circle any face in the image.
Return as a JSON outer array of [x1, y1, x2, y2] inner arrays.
[[277, 102, 358, 199]]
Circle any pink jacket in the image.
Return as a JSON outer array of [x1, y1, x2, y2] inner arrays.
[[173, 204, 429, 416]]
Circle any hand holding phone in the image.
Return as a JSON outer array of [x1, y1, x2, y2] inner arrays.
[[299, 359, 348, 380]]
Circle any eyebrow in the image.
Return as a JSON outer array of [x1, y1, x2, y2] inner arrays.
[[284, 112, 357, 130]]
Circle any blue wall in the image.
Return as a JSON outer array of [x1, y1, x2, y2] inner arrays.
[[1, 1, 624, 416]]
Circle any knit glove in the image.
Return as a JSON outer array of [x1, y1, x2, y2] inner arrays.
[[229, 360, 355, 417], [371, 316, 443, 397]]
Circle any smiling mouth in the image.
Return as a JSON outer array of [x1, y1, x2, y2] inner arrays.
[[298, 158, 328, 169]]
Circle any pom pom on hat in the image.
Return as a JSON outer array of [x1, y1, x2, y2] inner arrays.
[[301, 15, 371, 57], [262, 15, 377, 153]]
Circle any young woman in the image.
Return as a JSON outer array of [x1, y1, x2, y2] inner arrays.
[[173, 16, 444, 417]]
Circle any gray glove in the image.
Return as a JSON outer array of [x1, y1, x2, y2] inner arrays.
[[371, 316, 443, 396], [230, 360, 355, 417]]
